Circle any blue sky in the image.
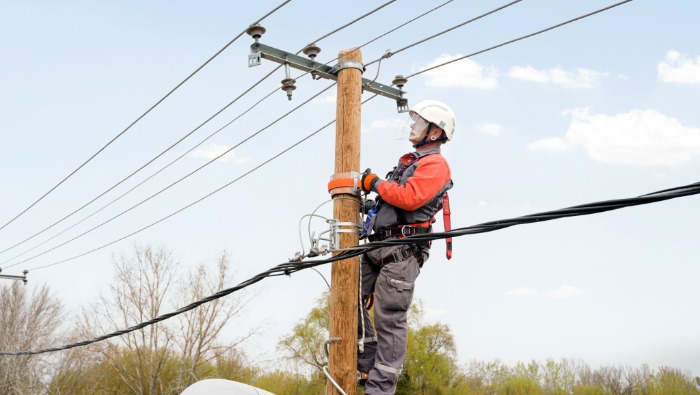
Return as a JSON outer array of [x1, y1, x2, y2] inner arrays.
[[1, 0, 699, 377]]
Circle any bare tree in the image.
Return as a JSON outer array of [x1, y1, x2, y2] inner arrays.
[[78, 245, 177, 394], [57, 245, 254, 394], [0, 282, 63, 394], [170, 251, 255, 391]]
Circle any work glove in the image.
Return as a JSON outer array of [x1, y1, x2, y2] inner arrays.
[[361, 168, 380, 193], [361, 198, 377, 214]]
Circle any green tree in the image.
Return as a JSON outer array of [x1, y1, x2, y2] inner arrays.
[[278, 291, 330, 374], [397, 302, 463, 394], [278, 294, 468, 394], [641, 366, 700, 395]]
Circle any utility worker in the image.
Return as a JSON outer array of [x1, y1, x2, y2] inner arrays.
[[357, 100, 455, 394]]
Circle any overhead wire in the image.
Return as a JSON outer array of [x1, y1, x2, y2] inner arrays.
[[3, 180, 699, 355], [0, 66, 280, 260], [4, 83, 337, 270], [0, 0, 292, 234], [24, 94, 381, 272], [366, 0, 523, 67], [406, 0, 634, 79], [0, 0, 402, 261], [0, 0, 665, 357], [8, 0, 631, 271]]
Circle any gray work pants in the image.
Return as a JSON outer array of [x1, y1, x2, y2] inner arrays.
[[357, 245, 422, 395]]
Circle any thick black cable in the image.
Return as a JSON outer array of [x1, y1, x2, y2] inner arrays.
[[5, 84, 336, 269], [406, 0, 634, 79], [365, 0, 522, 67], [0, 1, 403, 261], [3, 180, 698, 355], [0, 0, 292, 234]]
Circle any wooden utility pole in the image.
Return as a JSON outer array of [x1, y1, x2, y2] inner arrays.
[[328, 47, 362, 395], [246, 31, 406, 393]]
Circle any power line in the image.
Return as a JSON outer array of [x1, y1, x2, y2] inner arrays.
[[406, 0, 634, 79], [0, 0, 439, 264], [0, 0, 402, 260], [24, 94, 381, 272], [0, 0, 292, 234], [3, 179, 698, 355], [6, 0, 616, 269], [366, 0, 523, 67], [4, 83, 336, 270], [305, 0, 397, 45], [27, 117, 339, 272], [0, 66, 280, 260], [0, 86, 280, 267]]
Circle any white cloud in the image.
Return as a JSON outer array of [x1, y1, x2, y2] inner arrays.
[[186, 143, 250, 164], [528, 108, 700, 166], [505, 287, 538, 297], [508, 65, 608, 88], [658, 50, 700, 84], [476, 123, 503, 136], [545, 285, 583, 299], [420, 54, 498, 89]]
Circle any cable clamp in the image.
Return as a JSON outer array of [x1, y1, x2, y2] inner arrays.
[[328, 171, 361, 197], [329, 60, 365, 76], [320, 219, 362, 251]]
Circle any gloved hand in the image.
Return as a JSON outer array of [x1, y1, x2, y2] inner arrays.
[[361, 198, 377, 214], [361, 168, 380, 192]]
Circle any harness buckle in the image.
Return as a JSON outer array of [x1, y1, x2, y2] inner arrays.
[[400, 225, 412, 237]]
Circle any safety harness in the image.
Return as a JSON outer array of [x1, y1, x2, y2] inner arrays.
[[366, 194, 452, 260]]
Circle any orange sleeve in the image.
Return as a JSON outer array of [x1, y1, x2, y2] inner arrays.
[[376, 155, 450, 211]]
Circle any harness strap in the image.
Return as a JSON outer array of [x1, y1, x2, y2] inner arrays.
[[443, 192, 452, 260], [368, 224, 430, 242]]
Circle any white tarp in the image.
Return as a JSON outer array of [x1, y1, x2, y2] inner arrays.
[[181, 378, 276, 395]]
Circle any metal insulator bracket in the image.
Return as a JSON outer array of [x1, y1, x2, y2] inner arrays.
[[248, 42, 406, 110], [392, 75, 409, 113], [249, 51, 262, 67]]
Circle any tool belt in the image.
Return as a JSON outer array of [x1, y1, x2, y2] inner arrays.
[[381, 245, 422, 265], [368, 224, 431, 242]]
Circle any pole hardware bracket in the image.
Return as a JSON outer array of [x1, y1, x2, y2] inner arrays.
[[392, 74, 409, 113], [247, 40, 408, 111], [327, 171, 361, 197], [320, 219, 362, 252], [329, 60, 365, 75], [0, 269, 28, 284]]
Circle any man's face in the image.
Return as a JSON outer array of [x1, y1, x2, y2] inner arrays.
[[408, 113, 429, 144]]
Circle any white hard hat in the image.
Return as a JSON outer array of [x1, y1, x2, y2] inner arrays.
[[409, 100, 456, 141]]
